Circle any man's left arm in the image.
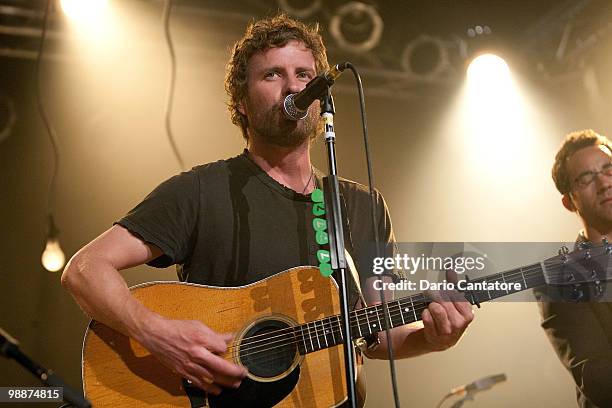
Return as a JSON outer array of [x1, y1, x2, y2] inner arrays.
[[348, 188, 473, 359], [361, 275, 474, 359], [538, 300, 612, 406]]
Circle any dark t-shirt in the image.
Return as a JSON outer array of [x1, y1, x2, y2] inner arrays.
[[534, 235, 612, 408], [116, 150, 396, 307]]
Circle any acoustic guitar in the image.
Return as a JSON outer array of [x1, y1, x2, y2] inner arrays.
[[82, 243, 612, 407]]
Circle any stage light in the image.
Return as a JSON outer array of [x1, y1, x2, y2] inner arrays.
[[277, 0, 321, 18], [401, 35, 450, 80], [60, 0, 109, 22], [467, 25, 491, 38], [59, 0, 119, 48], [461, 24, 509, 84], [41, 215, 66, 272], [461, 51, 532, 175], [467, 53, 510, 83], [329, 2, 383, 53]]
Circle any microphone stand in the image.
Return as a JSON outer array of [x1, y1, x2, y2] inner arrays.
[[0, 326, 91, 408], [320, 87, 357, 408], [450, 392, 473, 408]]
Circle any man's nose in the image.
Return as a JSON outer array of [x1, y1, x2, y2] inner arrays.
[[285, 77, 304, 96], [596, 172, 612, 192]]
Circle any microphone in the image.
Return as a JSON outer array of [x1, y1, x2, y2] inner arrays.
[[0, 326, 19, 357], [283, 62, 348, 120], [450, 373, 507, 396], [1, 326, 92, 408]]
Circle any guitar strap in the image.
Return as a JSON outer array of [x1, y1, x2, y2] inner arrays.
[[313, 170, 366, 309], [344, 248, 366, 305], [338, 193, 367, 308], [340, 194, 383, 352]]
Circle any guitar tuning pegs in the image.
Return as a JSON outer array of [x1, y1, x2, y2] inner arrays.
[[584, 250, 591, 260], [603, 237, 612, 254], [572, 285, 584, 302], [595, 282, 604, 298], [559, 246, 570, 263], [578, 241, 593, 250], [591, 270, 601, 285]]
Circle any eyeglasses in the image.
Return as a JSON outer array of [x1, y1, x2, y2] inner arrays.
[[572, 162, 612, 189]]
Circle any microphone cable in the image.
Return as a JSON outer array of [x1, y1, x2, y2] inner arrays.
[[162, 0, 186, 170], [344, 62, 401, 408]]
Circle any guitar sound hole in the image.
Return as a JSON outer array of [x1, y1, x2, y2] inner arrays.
[[239, 318, 298, 379]]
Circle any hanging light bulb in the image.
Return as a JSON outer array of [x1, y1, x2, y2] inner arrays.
[[41, 215, 66, 272]]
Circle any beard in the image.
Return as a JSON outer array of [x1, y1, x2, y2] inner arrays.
[[246, 99, 320, 148], [574, 190, 612, 233], [582, 202, 612, 230]]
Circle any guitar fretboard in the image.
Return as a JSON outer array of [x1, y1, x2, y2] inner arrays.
[[294, 262, 547, 355]]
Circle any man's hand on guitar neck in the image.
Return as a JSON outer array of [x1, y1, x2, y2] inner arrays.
[[133, 315, 248, 395], [421, 289, 473, 351], [363, 275, 473, 359], [364, 296, 473, 359], [418, 267, 473, 351]]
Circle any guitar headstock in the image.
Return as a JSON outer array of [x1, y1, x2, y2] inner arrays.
[[543, 240, 612, 296]]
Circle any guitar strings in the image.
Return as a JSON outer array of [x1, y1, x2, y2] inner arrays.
[[221, 273, 563, 364], [227, 258, 586, 360], [220, 256, 605, 363], [257, 258, 570, 351], [228, 262, 545, 351], [220, 304, 432, 365], [220, 289, 506, 364], [224, 263, 551, 357], [225, 275, 554, 362], [219, 264, 552, 360]]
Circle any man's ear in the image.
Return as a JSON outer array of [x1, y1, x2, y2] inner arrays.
[[562, 194, 576, 212], [238, 100, 246, 116]]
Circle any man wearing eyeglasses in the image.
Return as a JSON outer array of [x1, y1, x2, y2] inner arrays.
[[536, 129, 612, 407]]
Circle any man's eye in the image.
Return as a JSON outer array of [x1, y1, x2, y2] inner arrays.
[[264, 71, 280, 79], [576, 172, 594, 185], [297, 71, 313, 80]]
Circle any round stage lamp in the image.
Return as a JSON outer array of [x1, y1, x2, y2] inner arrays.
[[467, 53, 510, 83], [329, 2, 383, 54], [277, 0, 322, 18], [401, 35, 450, 80]]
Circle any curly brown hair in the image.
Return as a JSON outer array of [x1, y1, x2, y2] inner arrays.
[[224, 14, 330, 141], [552, 129, 612, 194]]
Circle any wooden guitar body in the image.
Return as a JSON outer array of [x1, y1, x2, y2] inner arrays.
[[82, 266, 365, 407]]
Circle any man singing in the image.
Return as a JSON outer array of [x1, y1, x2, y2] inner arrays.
[[62, 14, 473, 406]]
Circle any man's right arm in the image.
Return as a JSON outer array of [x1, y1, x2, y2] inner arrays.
[[538, 300, 612, 407], [61, 224, 247, 394]]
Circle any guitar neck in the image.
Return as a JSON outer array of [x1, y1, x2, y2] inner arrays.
[[296, 262, 546, 355]]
